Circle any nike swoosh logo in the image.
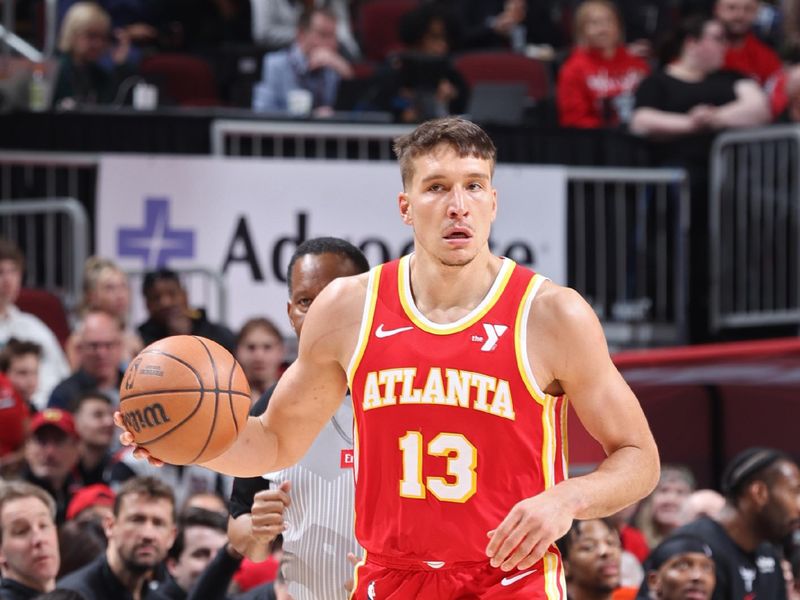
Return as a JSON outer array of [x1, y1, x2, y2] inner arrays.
[[500, 569, 537, 586], [375, 324, 414, 338]]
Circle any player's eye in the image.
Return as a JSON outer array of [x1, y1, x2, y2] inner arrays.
[[428, 183, 444, 192]]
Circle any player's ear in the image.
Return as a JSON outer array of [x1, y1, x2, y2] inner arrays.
[[399, 192, 412, 225], [490, 187, 497, 222]]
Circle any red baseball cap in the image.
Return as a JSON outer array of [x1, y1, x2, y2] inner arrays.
[[30, 408, 78, 439], [66, 484, 116, 521]]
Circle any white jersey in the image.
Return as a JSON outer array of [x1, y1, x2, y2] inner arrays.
[[264, 397, 361, 600]]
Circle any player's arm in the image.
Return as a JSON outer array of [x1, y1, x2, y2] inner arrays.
[[487, 282, 659, 570], [199, 277, 364, 477]]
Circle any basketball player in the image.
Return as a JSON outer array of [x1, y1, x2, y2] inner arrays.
[[120, 117, 660, 598]]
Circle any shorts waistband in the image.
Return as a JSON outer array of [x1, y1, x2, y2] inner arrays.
[[366, 552, 488, 571]]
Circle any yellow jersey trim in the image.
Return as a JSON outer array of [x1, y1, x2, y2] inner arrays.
[[514, 273, 560, 490], [348, 549, 368, 600], [346, 265, 382, 390], [397, 254, 516, 335]]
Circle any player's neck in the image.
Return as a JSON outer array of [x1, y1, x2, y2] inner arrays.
[[407, 250, 503, 322]]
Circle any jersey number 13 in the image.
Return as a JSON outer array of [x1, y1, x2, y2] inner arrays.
[[398, 431, 477, 503]]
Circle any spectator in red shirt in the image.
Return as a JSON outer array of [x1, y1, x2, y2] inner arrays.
[[0, 371, 29, 477], [557, 0, 650, 128], [715, 0, 782, 86]]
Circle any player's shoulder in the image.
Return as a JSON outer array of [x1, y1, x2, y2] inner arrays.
[[530, 279, 596, 326], [314, 271, 370, 309]]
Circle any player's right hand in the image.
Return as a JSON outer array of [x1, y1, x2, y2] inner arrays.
[[250, 481, 292, 544], [113, 411, 165, 467]]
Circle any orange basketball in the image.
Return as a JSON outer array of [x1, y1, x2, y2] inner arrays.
[[119, 335, 251, 465]]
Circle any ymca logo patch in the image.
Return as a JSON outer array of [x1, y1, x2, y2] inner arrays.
[[473, 323, 508, 352]]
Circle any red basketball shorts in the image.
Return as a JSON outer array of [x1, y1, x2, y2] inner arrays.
[[350, 553, 565, 599]]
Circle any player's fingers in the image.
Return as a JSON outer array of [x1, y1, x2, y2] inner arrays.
[[113, 411, 125, 428], [515, 539, 551, 572], [254, 488, 291, 508], [347, 552, 359, 567], [119, 431, 134, 446], [499, 533, 537, 572], [486, 513, 522, 566]]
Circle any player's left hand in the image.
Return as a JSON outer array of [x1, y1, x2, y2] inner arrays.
[[485, 492, 574, 571]]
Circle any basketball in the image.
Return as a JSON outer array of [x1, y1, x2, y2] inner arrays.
[[119, 335, 251, 465]]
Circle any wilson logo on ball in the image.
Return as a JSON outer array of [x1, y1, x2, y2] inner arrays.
[[123, 403, 171, 432]]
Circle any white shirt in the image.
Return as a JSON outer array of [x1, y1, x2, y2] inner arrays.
[[0, 305, 70, 409]]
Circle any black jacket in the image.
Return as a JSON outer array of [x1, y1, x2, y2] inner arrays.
[[57, 555, 158, 600], [138, 309, 236, 353], [0, 578, 41, 600]]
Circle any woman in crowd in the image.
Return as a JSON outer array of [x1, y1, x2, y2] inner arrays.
[[52, 2, 137, 109], [235, 317, 285, 404], [66, 257, 142, 368], [557, 0, 650, 128], [636, 465, 696, 548]]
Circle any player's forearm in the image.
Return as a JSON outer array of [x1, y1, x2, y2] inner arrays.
[[199, 416, 278, 477], [550, 442, 660, 519]]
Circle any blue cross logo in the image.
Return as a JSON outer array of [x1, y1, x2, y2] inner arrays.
[[117, 198, 195, 268]]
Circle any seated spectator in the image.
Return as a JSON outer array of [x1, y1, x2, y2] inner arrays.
[[250, 0, 360, 60], [635, 465, 696, 549], [181, 492, 228, 518], [446, 0, 527, 52], [252, 7, 354, 116], [48, 310, 124, 410], [556, 518, 638, 600], [152, 507, 243, 600], [630, 14, 770, 147], [362, 3, 469, 123], [0, 238, 70, 410], [22, 409, 81, 525], [677, 489, 726, 526], [638, 447, 796, 599], [57, 476, 176, 600], [608, 502, 650, 564], [71, 392, 115, 486], [557, 0, 650, 128], [57, 0, 168, 49], [235, 318, 285, 404], [52, 2, 137, 109], [0, 338, 41, 411], [0, 372, 30, 479], [0, 481, 61, 598], [137, 268, 236, 353], [57, 517, 107, 579], [111, 449, 229, 510], [715, 0, 783, 87], [640, 534, 716, 600], [66, 257, 143, 370], [65, 484, 115, 525]]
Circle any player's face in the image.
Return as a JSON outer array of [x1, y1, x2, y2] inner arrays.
[[399, 144, 496, 268], [168, 525, 227, 592], [74, 397, 115, 448], [288, 254, 361, 338], [565, 520, 621, 593], [0, 497, 59, 591], [650, 552, 715, 600], [236, 326, 285, 389], [761, 460, 800, 543], [107, 493, 176, 573]]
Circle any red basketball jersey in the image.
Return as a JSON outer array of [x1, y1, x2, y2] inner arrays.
[[347, 256, 568, 594]]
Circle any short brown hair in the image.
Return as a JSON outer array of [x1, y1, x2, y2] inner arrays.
[[0, 481, 56, 541], [114, 476, 176, 522], [236, 317, 284, 348], [393, 117, 497, 189], [0, 238, 24, 270], [0, 337, 42, 372]]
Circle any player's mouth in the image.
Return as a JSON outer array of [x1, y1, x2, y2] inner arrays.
[[442, 227, 472, 245]]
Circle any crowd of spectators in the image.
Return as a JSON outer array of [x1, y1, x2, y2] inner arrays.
[[3, 1, 800, 598]]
